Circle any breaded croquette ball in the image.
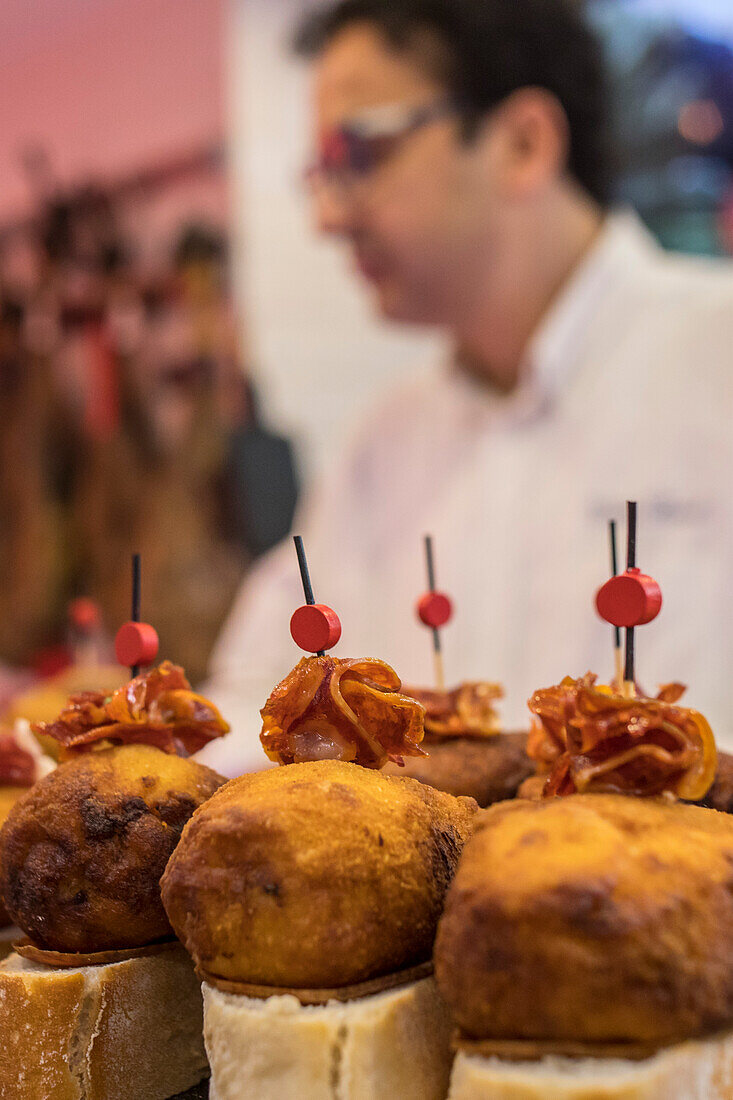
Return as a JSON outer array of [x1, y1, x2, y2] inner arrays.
[[384, 732, 532, 807], [435, 794, 733, 1045], [161, 759, 477, 988], [0, 744, 225, 952], [0, 786, 26, 928], [699, 750, 733, 814]]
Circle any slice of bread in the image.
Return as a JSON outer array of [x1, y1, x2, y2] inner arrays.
[[0, 947, 208, 1099], [448, 1033, 733, 1100], [203, 976, 453, 1100]]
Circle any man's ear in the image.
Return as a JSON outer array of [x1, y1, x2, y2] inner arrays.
[[488, 87, 570, 198]]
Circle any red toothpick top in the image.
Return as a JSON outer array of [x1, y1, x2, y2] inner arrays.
[[115, 621, 160, 668], [417, 591, 453, 629], [68, 597, 101, 633], [595, 568, 662, 628], [290, 604, 342, 653], [290, 536, 342, 655]]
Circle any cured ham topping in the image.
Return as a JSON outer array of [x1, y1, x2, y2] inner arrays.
[[405, 683, 502, 739], [34, 661, 229, 758], [527, 674, 716, 801], [260, 656, 426, 769], [0, 731, 36, 786]]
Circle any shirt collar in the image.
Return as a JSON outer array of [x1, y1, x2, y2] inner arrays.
[[523, 209, 659, 411], [445, 209, 660, 424]]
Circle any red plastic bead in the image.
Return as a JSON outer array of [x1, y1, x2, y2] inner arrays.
[[290, 604, 342, 653], [416, 592, 453, 629], [68, 598, 101, 632], [595, 568, 662, 629], [115, 621, 160, 668]]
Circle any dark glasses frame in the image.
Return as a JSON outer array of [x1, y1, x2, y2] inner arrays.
[[304, 97, 456, 191]]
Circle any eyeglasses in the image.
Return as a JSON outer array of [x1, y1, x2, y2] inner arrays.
[[303, 97, 455, 193]]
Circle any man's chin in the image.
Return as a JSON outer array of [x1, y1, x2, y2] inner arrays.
[[372, 280, 433, 325]]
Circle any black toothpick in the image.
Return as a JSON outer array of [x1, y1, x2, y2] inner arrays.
[[609, 520, 622, 685], [424, 535, 445, 689], [626, 501, 637, 571], [293, 535, 324, 655], [425, 535, 441, 654], [131, 553, 141, 677], [624, 502, 637, 687]]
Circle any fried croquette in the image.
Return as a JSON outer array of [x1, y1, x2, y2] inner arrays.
[[435, 794, 733, 1046], [384, 732, 532, 806], [0, 786, 23, 824], [0, 744, 224, 952], [699, 751, 733, 813], [161, 759, 477, 988], [0, 786, 25, 928]]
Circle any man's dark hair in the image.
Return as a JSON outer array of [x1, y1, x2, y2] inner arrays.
[[295, 0, 611, 205]]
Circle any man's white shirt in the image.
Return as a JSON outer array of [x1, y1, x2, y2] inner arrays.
[[200, 211, 733, 775]]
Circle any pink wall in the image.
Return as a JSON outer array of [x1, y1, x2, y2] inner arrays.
[[0, 0, 224, 221]]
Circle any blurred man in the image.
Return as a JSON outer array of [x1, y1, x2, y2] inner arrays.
[[202, 0, 733, 775]]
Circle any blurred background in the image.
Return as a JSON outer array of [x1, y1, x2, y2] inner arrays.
[[0, 0, 731, 696]]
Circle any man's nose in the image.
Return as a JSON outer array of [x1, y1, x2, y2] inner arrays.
[[312, 184, 355, 237]]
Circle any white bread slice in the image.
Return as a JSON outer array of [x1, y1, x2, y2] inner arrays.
[[0, 947, 208, 1099], [448, 1034, 733, 1100], [203, 976, 453, 1100]]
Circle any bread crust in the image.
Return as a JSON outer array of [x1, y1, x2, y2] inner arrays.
[[0, 947, 208, 1099], [384, 732, 532, 806], [447, 1035, 733, 1100], [202, 977, 452, 1100], [0, 744, 224, 952], [162, 759, 477, 987], [435, 794, 733, 1044]]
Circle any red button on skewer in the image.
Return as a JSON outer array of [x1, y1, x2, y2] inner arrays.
[[416, 591, 453, 629], [595, 568, 662, 629], [290, 604, 342, 654], [69, 598, 101, 633], [115, 621, 160, 668]]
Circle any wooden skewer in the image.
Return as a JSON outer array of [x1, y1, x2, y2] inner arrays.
[[433, 650, 445, 692]]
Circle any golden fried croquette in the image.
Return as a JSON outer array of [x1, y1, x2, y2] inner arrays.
[[384, 732, 533, 806], [0, 786, 25, 928], [161, 759, 477, 988], [699, 751, 733, 813], [435, 794, 733, 1045], [0, 786, 23, 824], [0, 744, 224, 952]]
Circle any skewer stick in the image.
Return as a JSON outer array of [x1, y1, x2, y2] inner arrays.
[[131, 553, 141, 677], [293, 536, 324, 656], [424, 536, 445, 690], [609, 521, 623, 689], [623, 503, 637, 698], [115, 555, 158, 674]]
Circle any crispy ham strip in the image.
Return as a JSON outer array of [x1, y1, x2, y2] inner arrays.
[[34, 661, 229, 758], [404, 682, 503, 739], [260, 655, 426, 769], [527, 673, 716, 801]]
